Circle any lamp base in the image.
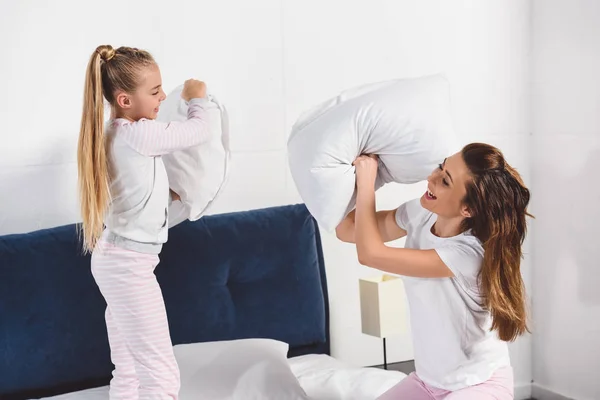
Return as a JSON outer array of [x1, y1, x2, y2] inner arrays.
[[383, 337, 387, 370]]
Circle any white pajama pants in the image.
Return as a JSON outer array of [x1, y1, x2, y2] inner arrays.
[[91, 239, 180, 400]]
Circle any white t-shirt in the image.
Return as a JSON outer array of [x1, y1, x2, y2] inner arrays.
[[395, 198, 510, 391]]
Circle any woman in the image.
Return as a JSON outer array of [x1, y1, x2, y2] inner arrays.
[[336, 143, 531, 399]]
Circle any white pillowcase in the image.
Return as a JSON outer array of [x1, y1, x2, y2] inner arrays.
[[41, 339, 309, 400], [287, 74, 459, 231], [175, 339, 309, 400], [289, 354, 405, 400], [157, 86, 231, 226]]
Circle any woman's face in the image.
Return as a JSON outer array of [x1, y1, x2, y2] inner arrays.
[[420, 151, 472, 219]]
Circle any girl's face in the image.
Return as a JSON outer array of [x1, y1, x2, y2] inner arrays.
[[421, 151, 472, 220], [115, 64, 166, 121]]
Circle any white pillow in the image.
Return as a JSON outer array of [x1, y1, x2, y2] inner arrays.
[[175, 339, 309, 400], [289, 354, 405, 400], [287, 74, 459, 231], [41, 339, 309, 400], [157, 86, 231, 225]]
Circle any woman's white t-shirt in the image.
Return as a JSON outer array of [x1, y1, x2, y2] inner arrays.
[[395, 198, 510, 391]]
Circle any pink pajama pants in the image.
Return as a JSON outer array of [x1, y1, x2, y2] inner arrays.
[[377, 367, 514, 400], [91, 239, 180, 400]]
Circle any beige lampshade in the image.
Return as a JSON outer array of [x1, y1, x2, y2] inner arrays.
[[359, 274, 407, 338]]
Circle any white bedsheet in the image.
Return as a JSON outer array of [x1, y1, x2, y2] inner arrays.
[[38, 354, 405, 400]]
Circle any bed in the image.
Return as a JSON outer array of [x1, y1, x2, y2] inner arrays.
[[0, 204, 404, 399]]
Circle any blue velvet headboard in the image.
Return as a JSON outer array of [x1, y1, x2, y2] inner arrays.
[[0, 204, 330, 399]]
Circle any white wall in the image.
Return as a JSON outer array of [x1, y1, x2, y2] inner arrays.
[[0, 0, 532, 396], [532, 1, 600, 399]]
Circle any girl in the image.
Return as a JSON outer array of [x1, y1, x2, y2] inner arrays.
[[336, 143, 531, 399], [77, 44, 214, 399]]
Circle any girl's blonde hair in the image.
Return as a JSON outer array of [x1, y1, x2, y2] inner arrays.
[[77, 45, 155, 253]]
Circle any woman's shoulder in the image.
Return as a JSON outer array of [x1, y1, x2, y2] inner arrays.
[[457, 229, 484, 249], [442, 230, 485, 261]]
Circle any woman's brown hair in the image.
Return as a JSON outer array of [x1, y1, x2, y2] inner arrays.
[[461, 143, 533, 341]]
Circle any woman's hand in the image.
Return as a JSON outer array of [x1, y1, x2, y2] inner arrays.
[[353, 154, 379, 190]]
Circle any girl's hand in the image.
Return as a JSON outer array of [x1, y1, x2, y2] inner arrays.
[[353, 154, 379, 190], [181, 79, 207, 101]]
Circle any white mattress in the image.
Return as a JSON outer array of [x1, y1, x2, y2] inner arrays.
[[38, 354, 405, 400]]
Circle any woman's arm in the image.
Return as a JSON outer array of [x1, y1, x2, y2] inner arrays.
[[353, 155, 454, 279], [336, 209, 407, 243]]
